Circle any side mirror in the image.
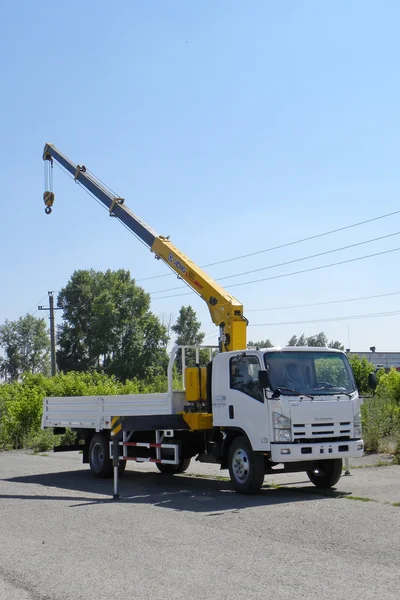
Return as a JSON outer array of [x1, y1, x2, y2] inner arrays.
[[368, 372, 377, 391], [258, 369, 270, 390]]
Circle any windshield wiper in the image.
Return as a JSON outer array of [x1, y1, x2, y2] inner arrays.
[[313, 387, 353, 398], [273, 387, 314, 400]]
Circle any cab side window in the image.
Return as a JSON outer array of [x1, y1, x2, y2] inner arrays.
[[230, 356, 263, 402]]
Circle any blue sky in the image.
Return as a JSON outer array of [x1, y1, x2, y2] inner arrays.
[[1, 1, 400, 351]]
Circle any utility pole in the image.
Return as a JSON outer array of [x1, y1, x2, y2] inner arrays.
[[38, 291, 62, 376]]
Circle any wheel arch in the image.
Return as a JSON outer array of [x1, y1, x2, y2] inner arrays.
[[221, 428, 252, 469], [81, 429, 109, 464]]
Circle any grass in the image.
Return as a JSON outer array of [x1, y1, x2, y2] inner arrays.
[[181, 473, 231, 482], [344, 495, 375, 502], [263, 482, 281, 489]]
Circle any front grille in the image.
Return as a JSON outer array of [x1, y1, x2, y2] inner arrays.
[[293, 421, 352, 441], [294, 436, 351, 444]]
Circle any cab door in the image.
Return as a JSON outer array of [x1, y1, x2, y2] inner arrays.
[[221, 354, 270, 451]]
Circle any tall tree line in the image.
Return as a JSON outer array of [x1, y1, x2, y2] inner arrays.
[[1, 268, 346, 382]]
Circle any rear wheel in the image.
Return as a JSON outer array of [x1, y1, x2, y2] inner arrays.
[[88, 433, 126, 478], [228, 436, 265, 495], [306, 459, 342, 488], [156, 457, 191, 474]]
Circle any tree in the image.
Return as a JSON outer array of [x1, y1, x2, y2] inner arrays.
[[172, 306, 205, 346], [287, 334, 307, 346], [286, 331, 344, 350], [0, 315, 50, 382], [328, 340, 345, 350], [297, 334, 308, 346], [307, 332, 328, 347], [57, 269, 168, 381], [247, 339, 274, 348], [160, 312, 175, 350], [348, 354, 375, 393], [171, 306, 206, 370]]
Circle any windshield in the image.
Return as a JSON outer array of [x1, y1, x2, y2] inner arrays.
[[264, 351, 356, 396]]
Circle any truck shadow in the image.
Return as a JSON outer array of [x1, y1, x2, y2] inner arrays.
[[2, 467, 352, 513]]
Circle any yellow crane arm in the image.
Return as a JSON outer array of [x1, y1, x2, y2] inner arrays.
[[151, 237, 247, 351], [43, 143, 247, 351]]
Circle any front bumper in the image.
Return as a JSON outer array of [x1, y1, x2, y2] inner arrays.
[[271, 439, 364, 463]]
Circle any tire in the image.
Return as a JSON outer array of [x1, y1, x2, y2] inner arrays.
[[228, 436, 265, 495], [88, 433, 126, 479], [306, 459, 342, 488], [156, 457, 191, 474]]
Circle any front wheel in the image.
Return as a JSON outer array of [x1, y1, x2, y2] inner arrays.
[[306, 459, 342, 488], [228, 437, 265, 495], [156, 457, 191, 474]]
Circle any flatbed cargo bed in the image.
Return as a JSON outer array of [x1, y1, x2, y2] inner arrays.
[[42, 391, 187, 432]]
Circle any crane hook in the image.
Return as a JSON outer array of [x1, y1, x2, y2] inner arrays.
[[43, 191, 54, 215]]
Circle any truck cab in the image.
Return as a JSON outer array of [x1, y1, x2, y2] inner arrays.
[[210, 347, 364, 490]]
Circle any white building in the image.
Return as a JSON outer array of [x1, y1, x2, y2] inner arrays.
[[349, 352, 400, 371]]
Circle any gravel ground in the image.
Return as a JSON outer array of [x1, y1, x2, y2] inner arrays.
[[0, 450, 399, 600]]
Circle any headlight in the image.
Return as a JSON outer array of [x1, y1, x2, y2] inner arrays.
[[354, 410, 362, 438], [273, 412, 291, 429], [275, 429, 292, 442], [273, 412, 292, 442]]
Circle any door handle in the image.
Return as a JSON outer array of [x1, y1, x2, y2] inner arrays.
[[229, 405, 234, 419]]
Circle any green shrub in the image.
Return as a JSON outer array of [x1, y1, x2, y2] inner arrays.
[[393, 440, 400, 465], [59, 428, 78, 446], [361, 368, 400, 453], [0, 370, 178, 450], [1, 360, 400, 457], [28, 428, 59, 453], [349, 355, 375, 394]]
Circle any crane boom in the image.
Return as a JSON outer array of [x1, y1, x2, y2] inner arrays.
[[43, 143, 247, 351]]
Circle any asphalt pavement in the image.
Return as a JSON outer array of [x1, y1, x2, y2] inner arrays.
[[0, 450, 399, 600]]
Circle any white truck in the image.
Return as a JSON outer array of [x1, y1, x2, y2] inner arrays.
[[41, 144, 375, 494], [42, 344, 371, 494]]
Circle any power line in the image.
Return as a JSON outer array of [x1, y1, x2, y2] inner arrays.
[[248, 310, 400, 327], [203, 332, 218, 341], [150, 245, 400, 299], [54, 161, 400, 308], [227, 246, 400, 289], [137, 208, 400, 283], [52, 162, 400, 314], [150, 230, 400, 294], [24, 295, 50, 317], [246, 290, 400, 313]]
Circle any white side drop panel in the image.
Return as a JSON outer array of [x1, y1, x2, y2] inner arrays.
[[42, 391, 187, 432]]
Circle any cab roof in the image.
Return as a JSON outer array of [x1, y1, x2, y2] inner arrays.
[[242, 346, 345, 354]]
